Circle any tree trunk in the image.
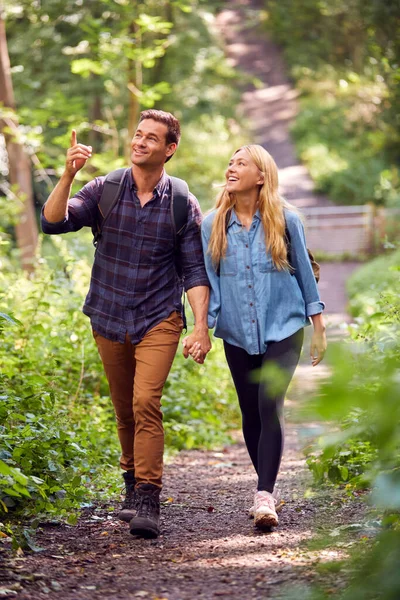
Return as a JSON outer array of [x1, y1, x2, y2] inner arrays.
[[0, 15, 38, 272]]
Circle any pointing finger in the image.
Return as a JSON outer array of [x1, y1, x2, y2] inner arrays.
[[70, 129, 77, 148]]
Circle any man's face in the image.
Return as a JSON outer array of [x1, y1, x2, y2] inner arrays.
[[130, 119, 176, 168]]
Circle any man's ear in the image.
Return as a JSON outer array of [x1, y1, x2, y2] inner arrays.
[[166, 143, 177, 158]]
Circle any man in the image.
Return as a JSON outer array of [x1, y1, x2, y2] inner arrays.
[[41, 109, 211, 538]]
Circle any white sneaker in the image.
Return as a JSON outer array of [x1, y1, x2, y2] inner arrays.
[[253, 490, 279, 528], [248, 489, 282, 519]]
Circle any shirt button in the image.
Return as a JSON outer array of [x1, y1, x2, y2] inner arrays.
[[250, 303, 253, 307], [248, 285, 252, 289], [252, 319, 255, 323], [245, 244, 248, 248], [246, 265, 250, 269]]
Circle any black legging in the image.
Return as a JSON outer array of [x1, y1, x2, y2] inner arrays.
[[224, 329, 304, 492]]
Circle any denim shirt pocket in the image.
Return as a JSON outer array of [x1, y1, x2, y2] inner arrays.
[[258, 243, 275, 273], [220, 246, 238, 276]]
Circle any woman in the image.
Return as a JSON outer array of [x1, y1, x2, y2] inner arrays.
[[191, 145, 326, 530]]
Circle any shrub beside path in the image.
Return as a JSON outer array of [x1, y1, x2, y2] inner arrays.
[[1, 4, 366, 600]]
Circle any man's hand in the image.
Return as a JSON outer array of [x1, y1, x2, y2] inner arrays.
[[66, 129, 92, 177], [310, 330, 327, 366], [182, 327, 212, 364]]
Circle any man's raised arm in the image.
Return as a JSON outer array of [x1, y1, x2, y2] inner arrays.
[[43, 130, 92, 223]]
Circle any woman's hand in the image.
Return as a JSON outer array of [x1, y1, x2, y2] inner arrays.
[[310, 313, 327, 366], [188, 341, 204, 364], [310, 330, 327, 366]]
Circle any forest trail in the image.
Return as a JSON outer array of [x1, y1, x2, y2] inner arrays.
[[0, 4, 366, 600], [216, 0, 333, 209], [2, 423, 366, 600]]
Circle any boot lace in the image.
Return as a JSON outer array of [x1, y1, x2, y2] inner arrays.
[[136, 492, 159, 519], [121, 487, 136, 510]]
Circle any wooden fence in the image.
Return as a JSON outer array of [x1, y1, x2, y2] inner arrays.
[[302, 205, 390, 256]]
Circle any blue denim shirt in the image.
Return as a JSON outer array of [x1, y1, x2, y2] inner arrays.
[[201, 208, 325, 355]]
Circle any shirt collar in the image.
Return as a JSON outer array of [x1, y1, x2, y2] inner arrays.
[[228, 208, 261, 228], [129, 168, 167, 199]]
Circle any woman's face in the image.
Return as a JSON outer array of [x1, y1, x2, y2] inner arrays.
[[225, 148, 263, 194]]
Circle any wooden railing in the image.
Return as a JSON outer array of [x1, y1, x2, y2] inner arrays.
[[302, 205, 375, 255]]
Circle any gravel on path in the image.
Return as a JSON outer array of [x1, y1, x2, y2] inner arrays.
[[1, 423, 366, 600]]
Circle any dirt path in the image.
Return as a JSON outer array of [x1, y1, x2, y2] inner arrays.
[[1, 422, 366, 600]]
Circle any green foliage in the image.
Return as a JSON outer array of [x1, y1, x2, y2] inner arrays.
[[164, 341, 238, 450], [297, 248, 400, 600], [304, 250, 400, 489], [290, 73, 400, 206], [265, 0, 400, 207], [306, 433, 378, 487], [346, 247, 400, 316], [2, 0, 244, 204]]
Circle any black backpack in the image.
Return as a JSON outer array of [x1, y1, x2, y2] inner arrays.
[[92, 168, 189, 257]]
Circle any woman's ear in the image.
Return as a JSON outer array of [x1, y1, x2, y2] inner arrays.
[[257, 173, 265, 186]]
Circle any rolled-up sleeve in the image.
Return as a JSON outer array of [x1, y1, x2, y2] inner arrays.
[[201, 213, 220, 329], [41, 177, 104, 234], [179, 194, 210, 292], [286, 212, 325, 317]]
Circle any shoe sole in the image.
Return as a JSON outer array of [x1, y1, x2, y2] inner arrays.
[[249, 500, 283, 519], [255, 513, 279, 529], [129, 517, 159, 539]]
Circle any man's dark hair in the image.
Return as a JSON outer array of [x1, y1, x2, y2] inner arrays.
[[139, 109, 181, 162]]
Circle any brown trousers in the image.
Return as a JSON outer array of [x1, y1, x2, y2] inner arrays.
[[93, 312, 183, 487]]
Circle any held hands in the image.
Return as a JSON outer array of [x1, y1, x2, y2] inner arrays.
[[182, 328, 212, 364], [65, 129, 92, 177]]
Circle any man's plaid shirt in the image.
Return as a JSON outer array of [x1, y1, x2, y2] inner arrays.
[[41, 169, 210, 343]]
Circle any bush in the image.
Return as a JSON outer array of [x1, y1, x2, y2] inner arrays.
[[346, 247, 400, 316], [298, 249, 400, 600]]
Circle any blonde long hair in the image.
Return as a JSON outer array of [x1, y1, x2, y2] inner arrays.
[[208, 145, 298, 270]]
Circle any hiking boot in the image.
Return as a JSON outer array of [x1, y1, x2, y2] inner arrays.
[[248, 488, 282, 519], [118, 471, 137, 523], [129, 484, 160, 539], [254, 490, 279, 529]]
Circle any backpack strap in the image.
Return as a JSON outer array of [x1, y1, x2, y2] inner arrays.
[[92, 168, 128, 247], [170, 176, 189, 242], [285, 221, 320, 283], [170, 176, 189, 332]]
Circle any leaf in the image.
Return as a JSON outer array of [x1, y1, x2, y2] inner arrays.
[[0, 461, 12, 477], [22, 530, 43, 553], [0, 312, 21, 326], [71, 59, 105, 78]]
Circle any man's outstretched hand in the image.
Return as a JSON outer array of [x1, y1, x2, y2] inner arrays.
[[65, 129, 92, 177]]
